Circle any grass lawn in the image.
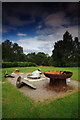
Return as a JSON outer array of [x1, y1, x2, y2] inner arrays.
[[2, 67, 80, 118]]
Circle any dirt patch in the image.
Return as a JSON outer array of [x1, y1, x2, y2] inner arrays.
[[7, 73, 79, 103], [0, 81, 6, 84]]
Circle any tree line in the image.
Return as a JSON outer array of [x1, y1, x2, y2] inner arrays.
[[1, 31, 80, 67]]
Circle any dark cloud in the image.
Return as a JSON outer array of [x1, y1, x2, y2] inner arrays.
[[44, 12, 70, 27], [2, 2, 78, 27], [2, 2, 78, 55], [6, 16, 35, 26]]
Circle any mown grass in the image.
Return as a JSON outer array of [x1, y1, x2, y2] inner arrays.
[[2, 81, 79, 118], [0, 69, 2, 119], [0, 84, 2, 119], [2, 66, 80, 118]]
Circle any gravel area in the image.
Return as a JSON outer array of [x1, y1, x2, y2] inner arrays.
[[7, 73, 79, 103]]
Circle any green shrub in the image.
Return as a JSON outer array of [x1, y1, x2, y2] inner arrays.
[[2, 62, 37, 68]]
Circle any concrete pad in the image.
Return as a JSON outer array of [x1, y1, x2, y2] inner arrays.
[[7, 73, 79, 103]]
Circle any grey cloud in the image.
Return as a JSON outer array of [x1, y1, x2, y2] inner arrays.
[[38, 43, 53, 55], [44, 12, 70, 27], [17, 33, 27, 36], [36, 27, 55, 35], [36, 25, 42, 29]]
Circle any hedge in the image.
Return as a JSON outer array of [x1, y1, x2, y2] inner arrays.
[[2, 62, 37, 68]]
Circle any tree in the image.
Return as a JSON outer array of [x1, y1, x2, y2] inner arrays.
[[52, 31, 79, 67], [2, 40, 14, 61], [52, 40, 65, 66], [2, 40, 25, 62], [26, 52, 50, 66], [13, 43, 24, 61], [26, 52, 36, 63], [73, 37, 80, 66], [63, 31, 73, 42]]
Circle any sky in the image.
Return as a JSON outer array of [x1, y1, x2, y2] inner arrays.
[[2, 2, 78, 55]]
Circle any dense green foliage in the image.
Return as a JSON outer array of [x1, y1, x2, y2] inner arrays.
[[52, 31, 80, 67], [2, 31, 80, 67], [2, 62, 37, 68], [2, 40, 26, 62], [26, 52, 51, 66], [2, 67, 79, 118]]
